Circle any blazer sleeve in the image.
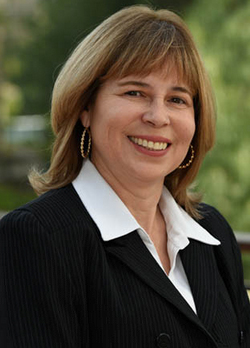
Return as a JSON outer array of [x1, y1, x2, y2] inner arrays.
[[200, 204, 250, 347], [0, 209, 89, 348], [229, 227, 250, 347]]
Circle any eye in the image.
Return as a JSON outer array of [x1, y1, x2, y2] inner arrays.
[[125, 91, 142, 97], [170, 97, 186, 105]]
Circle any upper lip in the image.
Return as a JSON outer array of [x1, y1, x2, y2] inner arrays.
[[128, 135, 171, 143]]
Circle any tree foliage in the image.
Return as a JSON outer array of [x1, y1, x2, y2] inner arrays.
[[186, 0, 250, 231]]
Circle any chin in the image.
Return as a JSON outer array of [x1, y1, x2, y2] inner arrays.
[[129, 165, 168, 184]]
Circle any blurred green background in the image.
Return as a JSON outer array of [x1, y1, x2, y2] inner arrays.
[[0, 0, 250, 280]]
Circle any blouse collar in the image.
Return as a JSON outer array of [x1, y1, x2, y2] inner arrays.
[[72, 159, 220, 246]]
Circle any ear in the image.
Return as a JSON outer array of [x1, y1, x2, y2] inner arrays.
[[80, 108, 91, 128]]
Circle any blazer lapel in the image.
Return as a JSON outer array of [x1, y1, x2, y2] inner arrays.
[[104, 231, 209, 332], [180, 239, 218, 330]]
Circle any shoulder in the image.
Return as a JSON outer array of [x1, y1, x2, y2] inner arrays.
[[196, 202, 235, 243], [195, 202, 242, 262], [0, 184, 97, 237], [0, 185, 102, 273], [196, 203, 243, 276]]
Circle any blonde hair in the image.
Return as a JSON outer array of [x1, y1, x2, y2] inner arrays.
[[29, 5, 216, 218]]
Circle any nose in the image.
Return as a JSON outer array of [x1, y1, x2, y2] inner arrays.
[[142, 99, 170, 128]]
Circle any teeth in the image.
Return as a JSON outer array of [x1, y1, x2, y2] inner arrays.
[[129, 137, 169, 151]]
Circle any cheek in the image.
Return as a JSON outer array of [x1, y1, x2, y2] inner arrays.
[[90, 106, 135, 140], [187, 120, 196, 140], [90, 113, 122, 150], [176, 117, 196, 143]]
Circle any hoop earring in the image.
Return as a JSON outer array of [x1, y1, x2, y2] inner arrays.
[[80, 127, 91, 158], [178, 144, 195, 169]]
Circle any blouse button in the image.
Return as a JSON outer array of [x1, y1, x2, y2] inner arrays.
[[239, 330, 244, 344], [156, 333, 171, 347]]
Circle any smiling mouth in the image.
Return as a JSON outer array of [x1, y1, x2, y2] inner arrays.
[[128, 136, 170, 151]]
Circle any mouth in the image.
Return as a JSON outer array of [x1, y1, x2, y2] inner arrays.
[[128, 136, 170, 151]]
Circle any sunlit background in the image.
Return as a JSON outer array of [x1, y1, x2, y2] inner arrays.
[[0, 0, 250, 282]]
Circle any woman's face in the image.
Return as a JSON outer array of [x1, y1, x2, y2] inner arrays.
[[80, 65, 195, 187]]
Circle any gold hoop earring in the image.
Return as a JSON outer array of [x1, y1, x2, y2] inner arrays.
[[178, 145, 195, 169], [80, 127, 91, 158]]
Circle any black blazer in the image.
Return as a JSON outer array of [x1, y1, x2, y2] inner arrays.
[[0, 184, 249, 348]]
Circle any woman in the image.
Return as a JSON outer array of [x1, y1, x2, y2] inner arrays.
[[0, 5, 249, 348]]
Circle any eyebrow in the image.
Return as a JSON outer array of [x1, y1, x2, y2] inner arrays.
[[117, 81, 150, 88], [117, 80, 193, 97], [171, 86, 193, 96]]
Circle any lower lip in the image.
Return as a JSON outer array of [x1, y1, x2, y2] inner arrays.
[[129, 139, 171, 157]]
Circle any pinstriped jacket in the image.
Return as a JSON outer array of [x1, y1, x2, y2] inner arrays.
[[0, 184, 249, 347]]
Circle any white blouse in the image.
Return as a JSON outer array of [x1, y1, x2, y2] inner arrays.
[[73, 159, 220, 314]]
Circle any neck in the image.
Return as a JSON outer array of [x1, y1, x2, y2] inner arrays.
[[92, 160, 165, 235], [118, 182, 163, 234]]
